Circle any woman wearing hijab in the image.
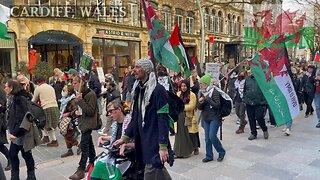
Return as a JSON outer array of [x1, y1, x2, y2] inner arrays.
[[174, 79, 199, 158]]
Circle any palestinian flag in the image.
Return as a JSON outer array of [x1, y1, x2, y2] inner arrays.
[[167, 24, 191, 77], [313, 51, 320, 66], [249, 45, 299, 126], [0, 3, 11, 40], [90, 161, 122, 180], [141, 0, 180, 73]]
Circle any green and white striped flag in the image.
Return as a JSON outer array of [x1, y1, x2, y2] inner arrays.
[[250, 50, 299, 126], [0, 3, 11, 40]]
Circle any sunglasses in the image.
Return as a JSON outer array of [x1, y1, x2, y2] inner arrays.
[[107, 107, 118, 115]]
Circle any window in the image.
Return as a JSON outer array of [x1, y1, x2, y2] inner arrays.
[[186, 11, 194, 34], [232, 15, 236, 35], [204, 8, 209, 29], [237, 16, 241, 35], [210, 9, 216, 32], [175, 9, 184, 32], [162, 6, 172, 31], [228, 14, 232, 35], [129, 1, 139, 26], [218, 11, 223, 33]]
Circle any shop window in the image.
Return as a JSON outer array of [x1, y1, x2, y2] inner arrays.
[[162, 6, 172, 31], [186, 11, 194, 34], [92, 38, 140, 80], [175, 9, 184, 32]]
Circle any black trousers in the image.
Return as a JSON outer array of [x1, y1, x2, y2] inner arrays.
[[246, 105, 268, 136], [0, 144, 9, 161], [9, 142, 35, 171], [304, 92, 314, 115], [78, 130, 96, 170]]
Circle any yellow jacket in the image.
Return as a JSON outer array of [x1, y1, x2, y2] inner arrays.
[[177, 91, 199, 133]]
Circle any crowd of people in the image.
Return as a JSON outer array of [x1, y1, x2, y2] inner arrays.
[[0, 57, 319, 180]]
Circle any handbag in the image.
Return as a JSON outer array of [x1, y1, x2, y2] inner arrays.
[[184, 111, 193, 126]]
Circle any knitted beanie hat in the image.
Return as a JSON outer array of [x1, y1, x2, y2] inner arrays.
[[199, 74, 212, 86], [137, 57, 154, 73]]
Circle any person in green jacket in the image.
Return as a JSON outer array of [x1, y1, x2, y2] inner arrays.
[[243, 71, 269, 140]]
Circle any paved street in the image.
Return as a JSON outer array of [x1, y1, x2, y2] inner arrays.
[[2, 108, 320, 180]]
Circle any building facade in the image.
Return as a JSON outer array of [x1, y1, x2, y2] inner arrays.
[[3, 0, 244, 79]]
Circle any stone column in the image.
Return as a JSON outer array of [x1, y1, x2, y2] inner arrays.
[[15, 38, 29, 63]]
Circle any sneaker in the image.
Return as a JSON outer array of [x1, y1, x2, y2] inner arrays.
[[248, 134, 257, 140], [282, 128, 287, 132], [305, 114, 309, 118], [263, 131, 269, 139], [284, 129, 290, 136], [217, 156, 224, 162], [316, 123, 320, 128], [236, 119, 240, 125], [202, 158, 213, 163]]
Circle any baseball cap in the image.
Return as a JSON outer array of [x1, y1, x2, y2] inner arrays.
[[66, 68, 78, 76]]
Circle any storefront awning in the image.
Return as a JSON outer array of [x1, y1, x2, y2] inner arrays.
[[0, 33, 15, 49], [29, 30, 81, 45]]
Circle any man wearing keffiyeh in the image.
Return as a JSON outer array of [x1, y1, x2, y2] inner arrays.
[[113, 57, 174, 180]]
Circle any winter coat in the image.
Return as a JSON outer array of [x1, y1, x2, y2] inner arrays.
[[198, 88, 221, 121], [89, 74, 102, 97], [102, 88, 121, 109], [177, 91, 198, 133], [301, 74, 315, 95], [76, 87, 98, 133], [243, 75, 267, 106], [7, 91, 29, 137], [125, 73, 136, 93]]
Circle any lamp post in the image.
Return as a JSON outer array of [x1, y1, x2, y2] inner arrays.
[[197, 0, 205, 69]]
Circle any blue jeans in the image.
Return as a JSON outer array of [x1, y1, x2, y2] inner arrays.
[[203, 120, 225, 160], [314, 93, 320, 124]]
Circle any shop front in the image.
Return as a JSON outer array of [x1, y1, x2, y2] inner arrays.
[[29, 30, 83, 71], [0, 33, 17, 77], [92, 29, 141, 82]]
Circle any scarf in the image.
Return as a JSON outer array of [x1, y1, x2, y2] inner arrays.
[[179, 79, 191, 104], [5, 95, 13, 122], [130, 72, 157, 127]]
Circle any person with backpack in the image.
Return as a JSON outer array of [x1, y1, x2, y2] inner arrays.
[[113, 58, 174, 180], [4, 80, 36, 180], [198, 74, 226, 163]]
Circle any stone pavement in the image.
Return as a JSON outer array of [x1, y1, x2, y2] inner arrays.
[[2, 109, 320, 180]]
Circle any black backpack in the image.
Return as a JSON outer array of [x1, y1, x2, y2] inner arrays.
[[167, 91, 185, 122], [27, 101, 46, 129], [219, 93, 232, 117]]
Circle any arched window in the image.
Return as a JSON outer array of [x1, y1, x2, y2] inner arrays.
[[205, 8, 210, 29], [218, 11, 223, 33], [162, 5, 172, 31], [175, 9, 184, 32], [210, 9, 216, 32], [129, 0, 139, 26], [228, 14, 232, 35], [237, 16, 241, 35], [186, 11, 195, 34]]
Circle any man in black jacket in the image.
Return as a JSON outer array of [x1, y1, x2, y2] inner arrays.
[[89, 70, 102, 115]]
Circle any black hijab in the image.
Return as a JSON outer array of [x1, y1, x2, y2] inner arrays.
[[180, 79, 190, 104]]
